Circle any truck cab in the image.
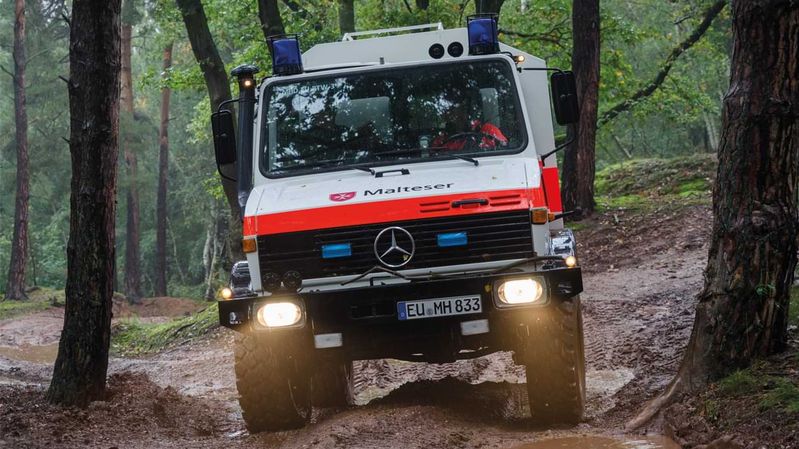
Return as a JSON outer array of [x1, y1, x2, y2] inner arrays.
[[213, 19, 584, 432]]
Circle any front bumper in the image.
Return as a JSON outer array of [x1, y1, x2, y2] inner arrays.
[[219, 266, 582, 362]]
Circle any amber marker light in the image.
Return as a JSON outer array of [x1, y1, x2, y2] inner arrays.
[[242, 237, 257, 253], [531, 208, 549, 224]]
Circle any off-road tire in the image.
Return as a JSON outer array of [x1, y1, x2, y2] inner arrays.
[[522, 296, 586, 425], [312, 360, 355, 407], [234, 333, 312, 432]]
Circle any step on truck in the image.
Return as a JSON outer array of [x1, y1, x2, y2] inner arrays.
[[211, 17, 585, 432]]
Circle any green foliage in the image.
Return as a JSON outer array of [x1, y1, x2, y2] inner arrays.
[[0, 288, 63, 320], [790, 287, 799, 327], [112, 303, 219, 355], [718, 370, 762, 396], [760, 378, 799, 414], [717, 368, 799, 414]]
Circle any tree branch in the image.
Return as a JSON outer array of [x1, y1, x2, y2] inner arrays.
[[598, 0, 727, 127], [500, 28, 564, 48]]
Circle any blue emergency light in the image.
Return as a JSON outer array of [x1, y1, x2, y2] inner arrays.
[[268, 34, 303, 76], [437, 232, 468, 247], [466, 14, 500, 55], [322, 243, 352, 259]]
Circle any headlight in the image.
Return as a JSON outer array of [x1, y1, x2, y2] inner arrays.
[[256, 302, 303, 328], [496, 278, 544, 305]]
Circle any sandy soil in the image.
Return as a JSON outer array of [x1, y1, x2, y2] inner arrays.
[[0, 207, 712, 448]]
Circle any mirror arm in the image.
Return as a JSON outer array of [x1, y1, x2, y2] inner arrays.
[[541, 124, 576, 160], [216, 98, 239, 114]]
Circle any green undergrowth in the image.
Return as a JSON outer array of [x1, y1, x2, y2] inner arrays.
[[0, 288, 64, 320], [112, 303, 219, 356], [713, 365, 799, 416], [594, 154, 715, 212]]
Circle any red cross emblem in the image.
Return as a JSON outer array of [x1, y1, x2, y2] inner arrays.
[[329, 192, 356, 202]]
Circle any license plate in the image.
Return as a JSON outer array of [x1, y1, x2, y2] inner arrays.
[[397, 295, 482, 321]]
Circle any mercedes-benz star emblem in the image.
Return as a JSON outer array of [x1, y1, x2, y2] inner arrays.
[[374, 227, 415, 268]]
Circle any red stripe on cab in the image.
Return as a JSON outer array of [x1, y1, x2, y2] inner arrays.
[[243, 188, 546, 236]]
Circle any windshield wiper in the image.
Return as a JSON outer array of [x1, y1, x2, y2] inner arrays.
[[369, 147, 479, 166], [276, 158, 372, 174]]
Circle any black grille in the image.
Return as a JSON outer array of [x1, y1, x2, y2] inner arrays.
[[257, 210, 534, 281]]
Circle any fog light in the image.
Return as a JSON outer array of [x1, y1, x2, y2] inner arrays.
[[497, 278, 543, 305], [220, 287, 233, 300], [256, 302, 303, 328], [565, 255, 577, 268]]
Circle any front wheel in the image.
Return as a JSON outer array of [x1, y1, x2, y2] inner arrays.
[[521, 296, 586, 425], [312, 359, 354, 407], [234, 333, 312, 433]]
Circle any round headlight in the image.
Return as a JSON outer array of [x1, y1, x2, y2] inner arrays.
[[220, 287, 233, 300], [256, 302, 303, 328], [497, 279, 543, 304]]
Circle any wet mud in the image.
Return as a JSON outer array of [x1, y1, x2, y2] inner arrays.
[[0, 210, 710, 448]]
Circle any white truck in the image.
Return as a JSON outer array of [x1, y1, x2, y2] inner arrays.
[[212, 18, 584, 432]]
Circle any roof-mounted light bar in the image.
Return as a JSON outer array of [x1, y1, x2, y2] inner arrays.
[[267, 34, 303, 76], [466, 14, 499, 55]]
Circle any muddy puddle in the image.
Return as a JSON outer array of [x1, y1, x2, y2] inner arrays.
[[0, 343, 58, 364], [511, 436, 680, 449]]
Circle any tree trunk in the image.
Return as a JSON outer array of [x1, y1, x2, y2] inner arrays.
[[561, 0, 599, 215], [679, 0, 799, 383], [154, 43, 173, 297], [338, 0, 354, 35], [47, 0, 121, 407], [5, 0, 29, 301], [121, 21, 142, 303], [175, 0, 239, 220], [627, 0, 799, 430], [475, 0, 504, 14], [204, 201, 229, 301], [258, 0, 286, 43]]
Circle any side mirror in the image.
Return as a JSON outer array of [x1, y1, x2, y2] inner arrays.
[[551, 71, 580, 125], [212, 110, 237, 166]]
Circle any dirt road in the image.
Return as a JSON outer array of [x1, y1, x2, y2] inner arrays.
[[0, 207, 709, 448]]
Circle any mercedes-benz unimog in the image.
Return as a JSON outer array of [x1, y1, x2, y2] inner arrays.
[[211, 17, 584, 432]]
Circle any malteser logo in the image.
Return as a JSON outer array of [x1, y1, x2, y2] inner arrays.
[[329, 192, 357, 202]]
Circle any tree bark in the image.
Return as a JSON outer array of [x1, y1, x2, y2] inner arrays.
[[46, 0, 120, 407], [121, 20, 142, 303], [258, 0, 286, 44], [561, 0, 600, 215], [628, 0, 799, 430], [338, 0, 355, 35], [475, 0, 504, 15], [175, 0, 240, 220], [154, 43, 173, 297], [5, 0, 29, 301]]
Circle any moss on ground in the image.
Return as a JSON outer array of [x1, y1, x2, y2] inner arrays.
[[0, 288, 63, 320], [592, 154, 715, 213], [715, 365, 799, 416], [111, 303, 219, 355]]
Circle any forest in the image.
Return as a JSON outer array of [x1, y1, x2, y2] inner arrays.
[[0, 0, 731, 300]]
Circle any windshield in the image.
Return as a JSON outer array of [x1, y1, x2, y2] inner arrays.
[[260, 59, 527, 176]]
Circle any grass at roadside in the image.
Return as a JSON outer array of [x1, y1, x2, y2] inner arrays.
[[593, 154, 715, 212], [111, 303, 219, 356], [0, 288, 64, 320]]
